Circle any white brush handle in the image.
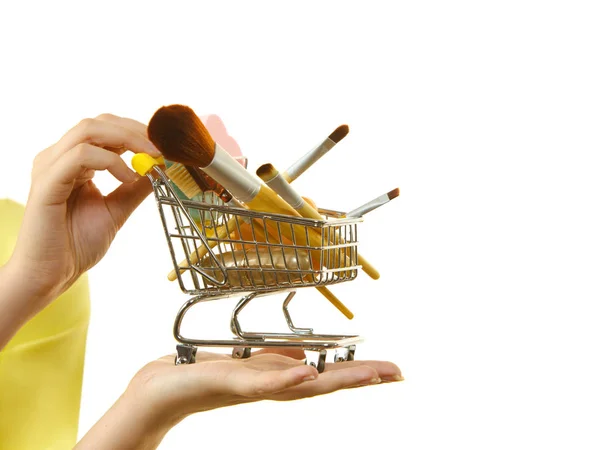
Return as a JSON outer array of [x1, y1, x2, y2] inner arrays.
[[346, 192, 391, 218], [284, 137, 335, 182], [263, 171, 305, 209], [203, 143, 260, 203]]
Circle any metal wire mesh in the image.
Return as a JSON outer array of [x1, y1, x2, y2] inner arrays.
[[150, 168, 361, 296]]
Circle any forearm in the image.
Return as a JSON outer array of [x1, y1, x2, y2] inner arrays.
[[0, 260, 50, 350], [75, 387, 181, 450]]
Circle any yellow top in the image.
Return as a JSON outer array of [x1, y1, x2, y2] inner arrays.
[[0, 199, 90, 450]]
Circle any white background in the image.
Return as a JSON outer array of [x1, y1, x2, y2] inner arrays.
[[1, 1, 599, 449]]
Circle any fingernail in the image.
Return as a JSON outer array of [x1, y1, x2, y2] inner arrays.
[[360, 377, 381, 386], [302, 375, 316, 382], [382, 374, 404, 382]]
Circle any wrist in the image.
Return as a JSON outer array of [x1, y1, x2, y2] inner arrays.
[[76, 386, 183, 450], [0, 261, 48, 349], [2, 255, 56, 311], [123, 380, 187, 431]]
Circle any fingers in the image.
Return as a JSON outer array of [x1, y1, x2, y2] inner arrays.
[[93, 114, 159, 224], [31, 112, 160, 206], [222, 364, 319, 398], [50, 116, 160, 162], [37, 144, 138, 205], [322, 360, 403, 381], [60, 143, 137, 183], [73, 169, 96, 189], [242, 351, 402, 381], [269, 365, 382, 401], [104, 176, 153, 228], [95, 113, 149, 137]]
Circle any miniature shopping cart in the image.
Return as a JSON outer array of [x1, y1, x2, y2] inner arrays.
[[133, 154, 364, 372]]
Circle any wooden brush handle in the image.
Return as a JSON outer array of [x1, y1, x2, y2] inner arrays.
[[168, 211, 293, 282], [316, 286, 354, 319], [167, 223, 232, 281], [263, 164, 380, 280], [285, 190, 380, 280], [245, 187, 324, 264], [357, 255, 380, 280]]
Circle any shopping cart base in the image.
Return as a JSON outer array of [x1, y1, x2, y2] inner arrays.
[[173, 290, 362, 372], [175, 342, 359, 373]]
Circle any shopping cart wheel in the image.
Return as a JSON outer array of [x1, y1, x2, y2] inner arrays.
[[347, 345, 356, 361], [306, 349, 327, 373], [334, 348, 348, 363], [232, 347, 252, 359], [175, 344, 197, 365]]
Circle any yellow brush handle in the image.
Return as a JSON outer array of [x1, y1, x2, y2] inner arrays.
[[168, 212, 287, 281], [245, 186, 325, 260], [246, 184, 303, 218], [316, 286, 354, 319], [246, 219, 269, 243], [298, 199, 380, 280], [296, 203, 351, 277], [246, 182, 366, 319], [296, 203, 320, 220], [131, 153, 164, 176], [167, 223, 231, 281], [246, 189, 359, 319], [357, 255, 380, 279], [281, 169, 380, 280]]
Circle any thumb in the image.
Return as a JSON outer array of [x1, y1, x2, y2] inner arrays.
[[104, 176, 153, 229]]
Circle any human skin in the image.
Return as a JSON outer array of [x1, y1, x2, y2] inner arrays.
[[0, 114, 402, 449]]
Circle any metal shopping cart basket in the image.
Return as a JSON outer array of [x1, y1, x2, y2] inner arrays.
[[133, 154, 364, 372]]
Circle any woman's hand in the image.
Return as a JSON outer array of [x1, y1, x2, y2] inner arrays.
[[76, 349, 403, 449], [133, 348, 402, 413], [8, 114, 161, 306]]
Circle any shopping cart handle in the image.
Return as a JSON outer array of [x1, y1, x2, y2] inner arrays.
[[132, 153, 165, 176]]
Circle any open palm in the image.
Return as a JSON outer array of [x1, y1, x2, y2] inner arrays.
[[130, 348, 403, 418]]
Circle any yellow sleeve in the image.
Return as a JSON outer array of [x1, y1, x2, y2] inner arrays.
[[0, 199, 91, 450]]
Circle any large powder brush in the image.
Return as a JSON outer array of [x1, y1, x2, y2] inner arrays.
[[149, 105, 214, 166], [149, 107, 232, 202], [148, 104, 303, 216]]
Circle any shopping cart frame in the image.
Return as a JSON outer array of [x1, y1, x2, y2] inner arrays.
[[145, 163, 364, 372]]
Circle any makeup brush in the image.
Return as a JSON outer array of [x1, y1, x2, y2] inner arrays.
[[164, 113, 246, 201], [149, 105, 302, 216], [164, 162, 233, 202], [257, 163, 381, 280], [282, 124, 349, 183], [164, 163, 206, 198], [150, 105, 322, 272], [346, 188, 400, 218]]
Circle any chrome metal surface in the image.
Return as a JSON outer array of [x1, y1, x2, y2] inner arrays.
[[145, 165, 365, 366]]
